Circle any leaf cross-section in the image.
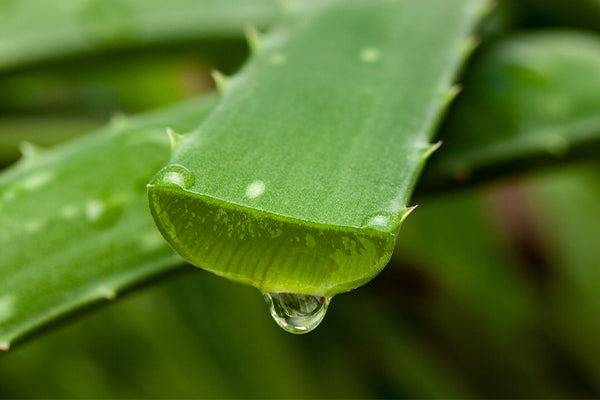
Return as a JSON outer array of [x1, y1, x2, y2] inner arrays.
[[148, 0, 490, 296]]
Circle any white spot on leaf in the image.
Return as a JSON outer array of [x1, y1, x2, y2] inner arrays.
[[245, 180, 266, 199], [360, 47, 380, 63]]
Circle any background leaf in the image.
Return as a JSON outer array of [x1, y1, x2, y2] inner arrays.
[[419, 30, 600, 192], [0, 96, 214, 348], [0, 0, 277, 71]]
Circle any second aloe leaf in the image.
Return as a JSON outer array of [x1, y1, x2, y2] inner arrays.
[[148, 0, 490, 299], [420, 31, 600, 192]]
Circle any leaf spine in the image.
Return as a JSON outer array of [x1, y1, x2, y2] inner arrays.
[[445, 84, 463, 106], [210, 69, 227, 94], [244, 24, 261, 53], [423, 141, 442, 159], [399, 205, 418, 225], [166, 127, 182, 151], [18, 141, 43, 161]]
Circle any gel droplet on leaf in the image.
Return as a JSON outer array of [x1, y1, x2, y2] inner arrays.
[[264, 292, 330, 334], [153, 164, 195, 189], [360, 211, 397, 232], [85, 199, 123, 230]]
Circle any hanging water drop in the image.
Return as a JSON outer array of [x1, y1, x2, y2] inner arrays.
[[264, 292, 331, 334]]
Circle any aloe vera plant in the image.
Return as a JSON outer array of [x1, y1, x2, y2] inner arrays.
[[2, 2, 600, 395], [148, 0, 490, 311], [0, 97, 215, 348], [420, 31, 600, 192], [0, 0, 277, 70], [4, 26, 600, 345]]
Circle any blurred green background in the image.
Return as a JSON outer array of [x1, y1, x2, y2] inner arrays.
[[1, 0, 600, 398]]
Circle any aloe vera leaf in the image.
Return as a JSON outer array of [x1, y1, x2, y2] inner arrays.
[[0, 95, 216, 349], [0, 41, 250, 117], [3, 29, 600, 348], [0, 52, 214, 115], [148, 0, 490, 297], [0, 117, 102, 167], [0, 0, 277, 71], [419, 31, 600, 193]]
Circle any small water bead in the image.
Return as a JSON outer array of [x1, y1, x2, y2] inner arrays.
[[360, 211, 397, 232], [154, 164, 195, 189], [264, 292, 331, 334]]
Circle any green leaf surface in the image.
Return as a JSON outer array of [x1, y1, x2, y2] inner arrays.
[[0, 0, 277, 71], [419, 31, 600, 192], [148, 0, 489, 296], [0, 96, 215, 348]]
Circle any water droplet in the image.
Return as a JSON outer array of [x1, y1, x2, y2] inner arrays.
[[85, 199, 123, 230], [264, 292, 330, 334], [361, 211, 397, 232], [154, 164, 195, 189]]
